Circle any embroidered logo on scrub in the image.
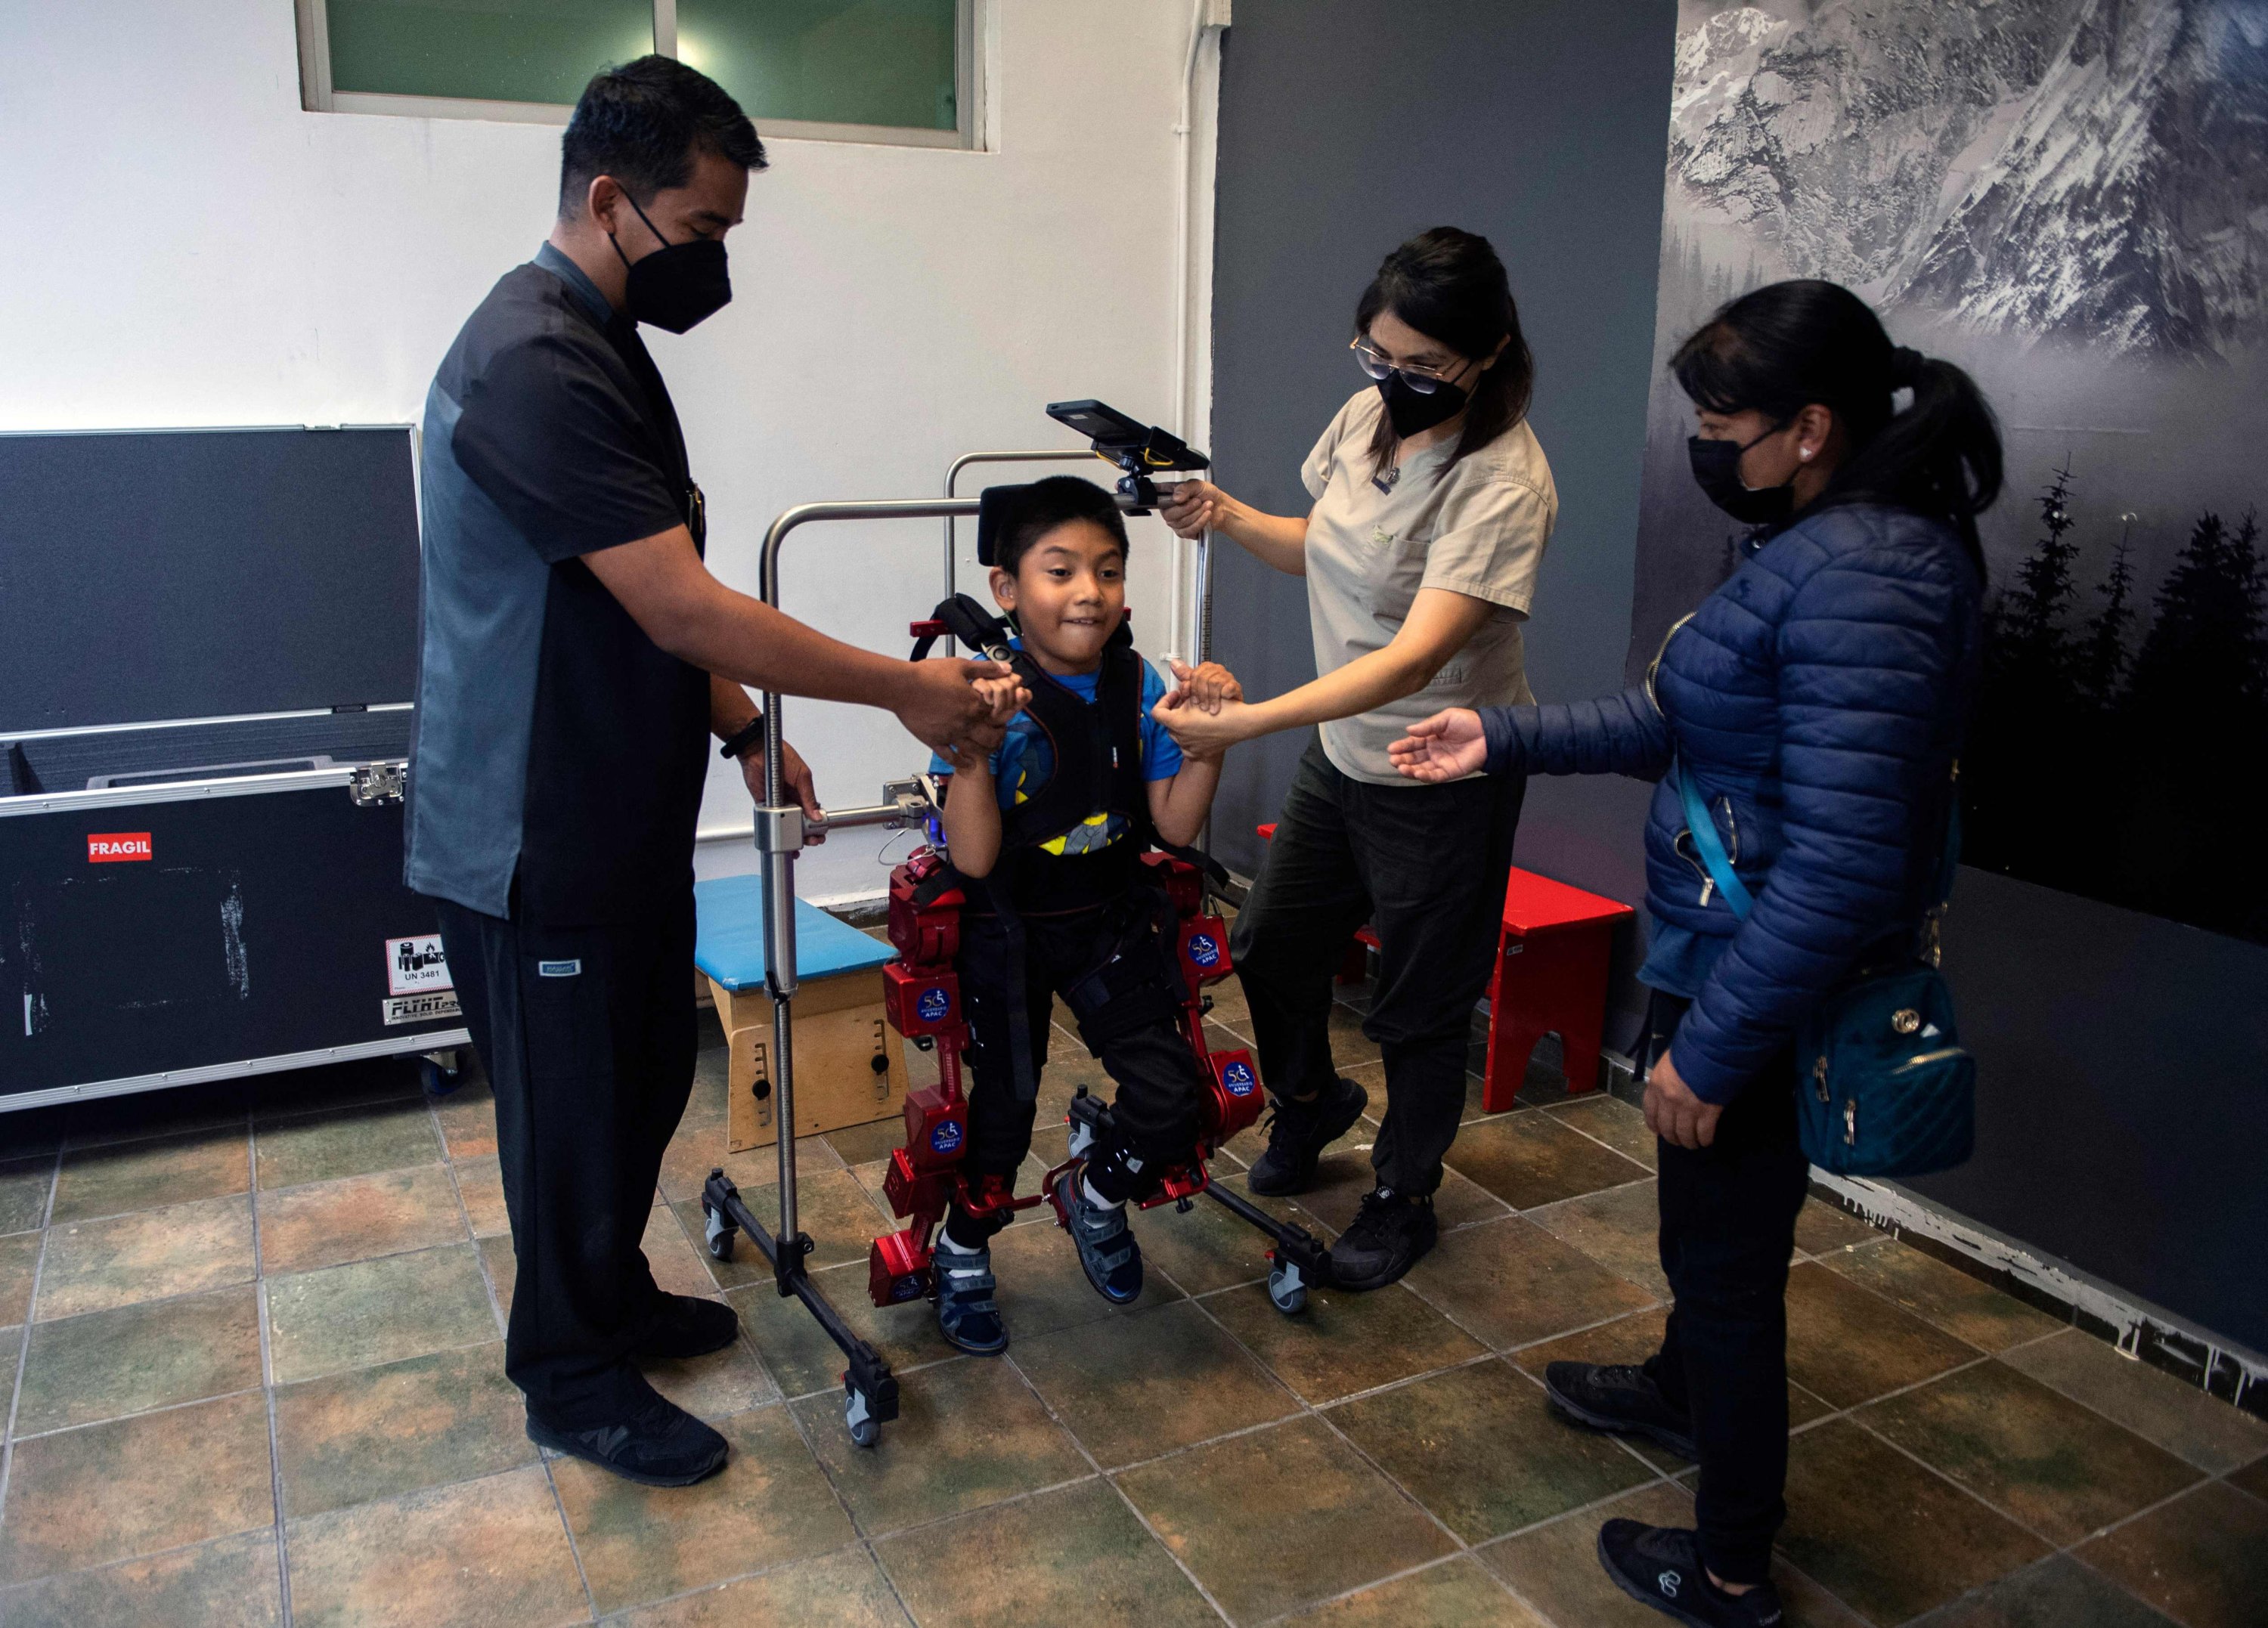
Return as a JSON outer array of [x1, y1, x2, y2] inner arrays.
[[538, 959, 582, 978]]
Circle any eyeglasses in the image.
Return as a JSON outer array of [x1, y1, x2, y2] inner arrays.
[[1350, 337, 1468, 395]]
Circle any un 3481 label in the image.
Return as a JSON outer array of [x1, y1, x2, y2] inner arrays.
[[383, 990, 462, 1026]]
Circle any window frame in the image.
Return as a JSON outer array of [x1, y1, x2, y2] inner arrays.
[[294, 0, 983, 150]]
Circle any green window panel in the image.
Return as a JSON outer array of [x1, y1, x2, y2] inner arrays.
[[677, 0, 959, 132], [327, 0, 655, 107]]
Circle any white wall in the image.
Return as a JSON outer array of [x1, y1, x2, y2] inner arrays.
[[0, 0, 1200, 900]]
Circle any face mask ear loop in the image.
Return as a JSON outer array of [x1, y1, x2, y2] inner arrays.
[[605, 187, 671, 270]]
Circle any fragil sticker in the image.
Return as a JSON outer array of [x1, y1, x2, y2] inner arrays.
[[916, 986, 952, 1023], [1221, 1059, 1257, 1097], [386, 935, 452, 996], [1187, 932, 1221, 968], [383, 990, 462, 1026], [87, 832, 152, 863]]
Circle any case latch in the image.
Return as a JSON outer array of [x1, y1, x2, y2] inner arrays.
[[349, 763, 407, 806]]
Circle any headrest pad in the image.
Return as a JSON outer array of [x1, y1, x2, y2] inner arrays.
[[974, 483, 1030, 568]]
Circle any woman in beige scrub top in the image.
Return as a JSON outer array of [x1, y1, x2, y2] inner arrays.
[[1157, 227, 1555, 1291]]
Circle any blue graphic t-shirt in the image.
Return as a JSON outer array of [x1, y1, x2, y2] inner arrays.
[[931, 641, 1182, 856]]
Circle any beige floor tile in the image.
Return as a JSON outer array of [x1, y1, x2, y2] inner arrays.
[[253, 1101, 442, 1190], [285, 1464, 586, 1628], [0, 1529, 283, 1628], [1820, 1238, 2067, 1351], [50, 1130, 251, 1224], [1527, 1179, 1668, 1297], [554, 1406, 853, 1614], [1283, 1556, 1548, 1626], [2075, 1480, 2268, 1628], [1117, 1414, 1455, 1623], [1404, 1214, 1656, 1351], [609, 1547, 906, 1626], [274, 1343, 534, 1519], [1203, 1277, 1487, 1405], [15, 1284, 262, 1434], [2002, 1329, 2268, 1475], [266, 1242, 498, 1384], [257, 1164, 469, 1274], [33, 1193, 255, 1322]]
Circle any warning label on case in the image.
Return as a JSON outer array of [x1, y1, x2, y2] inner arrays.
[[383, 990, 462, 1026], [386, 935, 453, 996]]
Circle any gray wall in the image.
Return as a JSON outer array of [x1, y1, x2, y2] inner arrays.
[[1207, 0, 2268, 1356]]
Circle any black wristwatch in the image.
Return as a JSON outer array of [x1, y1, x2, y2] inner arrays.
[[718, 716, 767, 761]]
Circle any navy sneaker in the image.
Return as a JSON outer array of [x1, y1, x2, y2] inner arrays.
[[525, 1376, 729, 1487], [1328, 1186, 1436, 1290], [933, 1240, 1009, 1354], [634, 1294, 739, 1360], [1545, 1361, 1698, 1460], [1052, 1166, 1144, 1304], [1597, 1521, 1785, 1627], [1247, 1076, 1369, 1196]]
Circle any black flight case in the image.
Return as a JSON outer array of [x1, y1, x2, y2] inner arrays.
[[0, 426, 469, 1114]]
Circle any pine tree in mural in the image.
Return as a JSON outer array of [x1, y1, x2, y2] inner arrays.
[[2075, 522, 2139, 717], [1966, 461, 2092, 893]]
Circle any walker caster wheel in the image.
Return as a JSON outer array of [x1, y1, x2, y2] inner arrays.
[[702, 1202, 736, 1263], [417, 1054, 466, 1097], [1268, 1258, 1309, 1316], [844, 1382, 880, 1448]]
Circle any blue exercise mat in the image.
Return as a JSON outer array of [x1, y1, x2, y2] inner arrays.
[[694, 875, 897, 991]]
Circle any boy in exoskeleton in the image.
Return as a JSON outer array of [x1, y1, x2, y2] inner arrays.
[[928, 476, 1241, 1353]]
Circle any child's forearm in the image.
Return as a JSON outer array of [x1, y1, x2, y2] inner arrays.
[[938, 766, 1002, 876], [1153, 758, 1222, 849]]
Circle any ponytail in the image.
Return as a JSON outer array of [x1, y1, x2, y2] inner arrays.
[[1670, 280, 2003, 572]]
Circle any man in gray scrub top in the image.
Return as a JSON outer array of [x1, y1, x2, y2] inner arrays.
[[1158, 228, 1554, 1291], [407, 57, 1015, 1487]]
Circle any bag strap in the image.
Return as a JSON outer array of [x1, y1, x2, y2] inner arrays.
[[1675, 756, 1963, 937], [1673, 761, 1755, 920]]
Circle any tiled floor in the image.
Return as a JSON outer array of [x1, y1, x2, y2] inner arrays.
[[1, 981, 2263, 1626]]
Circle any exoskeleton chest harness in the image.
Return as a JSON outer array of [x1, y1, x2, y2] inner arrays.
[[908, 594, 1190, 1105]]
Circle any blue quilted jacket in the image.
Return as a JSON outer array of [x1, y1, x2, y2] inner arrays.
[[1477, 501, 1982, 1104]]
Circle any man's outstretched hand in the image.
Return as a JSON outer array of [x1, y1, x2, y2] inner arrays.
[[735, 737, 825, 845], [899, 658, 1027, 766], [1389, 708, 1489, 782]]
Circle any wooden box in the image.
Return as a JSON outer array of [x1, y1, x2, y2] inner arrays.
[[694, 880, 909, 1153]]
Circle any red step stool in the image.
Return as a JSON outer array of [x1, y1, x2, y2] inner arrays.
[[1256, 824, 1631, 1110], [1479, 869, 1633, 1110]]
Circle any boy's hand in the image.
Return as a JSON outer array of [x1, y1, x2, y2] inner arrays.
[[1154, 693, 1253, 763], [974, 671, 1028, 725], [1389, 708, 1488, 782], [897, 658, 1021, 763], [1163, 659, 1243, 716]]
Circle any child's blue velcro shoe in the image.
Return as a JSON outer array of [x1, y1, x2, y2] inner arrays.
[[1052, 1166, 1144, 1304], [933, 1240, 1008, 1354]]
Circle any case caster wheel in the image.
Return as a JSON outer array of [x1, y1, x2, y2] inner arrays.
[[1268, 1258, 1309, 1316], [703, 1202, 736, 1263], [418, 1053, 466, 1097], [844, 1382, 880, 1449]]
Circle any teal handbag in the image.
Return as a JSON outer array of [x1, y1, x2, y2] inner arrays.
[[1674, 764, 1975, 1177]]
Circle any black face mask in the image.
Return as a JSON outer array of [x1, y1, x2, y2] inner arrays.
[[1687, 420, 1796, 525], [610, 192, 732, 333], [1379, 369, 1470, 439]]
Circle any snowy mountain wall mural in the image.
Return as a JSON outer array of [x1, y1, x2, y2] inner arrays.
[[1631, 0, 2268, 944]]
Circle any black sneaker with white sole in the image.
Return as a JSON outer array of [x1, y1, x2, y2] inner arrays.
[[1327, 1186, 1436, 1290], [1246, 1076, 1369, 1196], [1597, 1521, 1783, 1626], [1545, 1360, 1698, 1459], [525, 1376, 729, 1487]]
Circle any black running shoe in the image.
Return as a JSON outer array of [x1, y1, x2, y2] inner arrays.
[[1545, 1361, 1697, 1459], [1247, 1076, 1369, 1196], [633, 1294, 739, 1360], [1597, 1521, 1785, 1626], [525, 1376, 730, 1487], [1328, 1186, 1436, 1289]]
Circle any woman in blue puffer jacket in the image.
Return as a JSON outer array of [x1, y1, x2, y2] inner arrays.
[[1392, 280, 2002, 1628]]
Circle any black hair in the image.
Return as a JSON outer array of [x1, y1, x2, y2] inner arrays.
[[1672, 279, 2003, 568], [559, 55, 767, 215], [1354, 227, 1535, 472], [995, 477, 1129, 577]]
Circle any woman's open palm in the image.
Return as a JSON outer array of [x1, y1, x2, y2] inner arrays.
[[1390, 708, 1487, 782]]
